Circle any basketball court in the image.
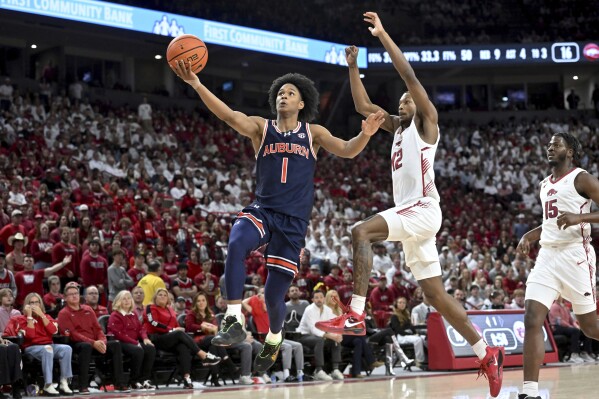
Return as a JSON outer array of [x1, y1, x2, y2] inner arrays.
[[52, 363, 596, 399]]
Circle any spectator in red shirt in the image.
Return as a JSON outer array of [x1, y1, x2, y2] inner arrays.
[[171, 263, 197, 309], [369, 276, 396, 312], [15, 254, 70, 306], [306, 264, 324, 287], [323, 264, 344, 292], [193, 259, 219, 307], [242, 286, 269, 334], [388, 272, 411, 302], [118, 218, 138, 256], [161, 245, 178, 278], [5, 293, 73, 395], [79, 238, 108, 298], [30, 222, 54, 270], [143, 288, 221, 388], [0, 210, 26, 253], [83, 286, 108, 318], [58, 282, 129, 394], [502, 268, 519, 296], [337, 271, 354, 306], [107, 290, 156, 390], [128, 251, 147, 285], [186, 248, 202, 280], [43, 275, 64, 317], [51, 227, 78, 282]]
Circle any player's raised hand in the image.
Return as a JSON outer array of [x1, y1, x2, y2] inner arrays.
[[364, 12, 385, 37], [362, 110, 385, 136], [345, 46, 359, 67], [171, 60, 200, 86], [556, 210, 580, 230]]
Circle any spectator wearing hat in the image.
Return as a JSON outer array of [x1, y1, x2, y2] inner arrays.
[[0, 210, 26, 253], [172, 263, 197, 309], [51, 227, 79, 283], [323, 264, 344, 292], [80, 238, 108, 297], [138, 260, 166, 306], [512, 213, 529, 241], [0, 254, 17, 295], [25, 213, 45, 246], [369, 276, 396, 312], [388, 271, 411, 301], [5, 233, 27, 272], [307, 264, 325, 287], [173, 296, 187, 316], [194, 259, 219, 307], [15, 253, 71, 307], [438, 245, 457, 274]]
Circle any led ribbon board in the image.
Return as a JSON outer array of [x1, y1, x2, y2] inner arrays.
[[0, 0, 368, 68]]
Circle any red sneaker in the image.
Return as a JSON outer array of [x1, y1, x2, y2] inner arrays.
[[315, 298, 366, 336], [477, 346, 504, 397]]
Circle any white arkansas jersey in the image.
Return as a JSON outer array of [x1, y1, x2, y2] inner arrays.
[[539, 167, 592, 247], [390, 119, 440, 206]]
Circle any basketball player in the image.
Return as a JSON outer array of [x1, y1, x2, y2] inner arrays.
[[315, 12, 503, 396], [517, 133, 599, 399], [171, 60, 385, 373]]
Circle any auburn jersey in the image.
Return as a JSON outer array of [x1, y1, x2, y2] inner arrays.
[[254, 120, 317, 221]]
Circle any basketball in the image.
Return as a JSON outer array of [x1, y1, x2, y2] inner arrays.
[[166, 34, 209, 74]]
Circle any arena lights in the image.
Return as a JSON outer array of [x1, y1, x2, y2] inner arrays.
[[573, 75, 579, 80], [154, 54, 162, 60], [30, 44, 37, 48], [0, 0, 367, 68]]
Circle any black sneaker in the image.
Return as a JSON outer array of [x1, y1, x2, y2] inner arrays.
[[202, 352, 222, 366], [518, 395, 541, 399], [212, 316, 246, 346], [253, 338, 283, 373]]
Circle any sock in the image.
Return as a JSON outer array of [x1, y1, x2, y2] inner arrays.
[[226, 304, 242, 321], [283, 369, 290, 379], [350, 294, 366, 314], [522, 381, 539, 397], [297, 370, 304, 377], [265, 330, 282, 344], [472, 339, 488, 360]]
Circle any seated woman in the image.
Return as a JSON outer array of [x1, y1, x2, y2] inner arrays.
[[185, 292, 237, 386], [325, 290, 383, 378], [144, 288, 221, 388], [6, 293, 73, 396], [107, 290, 157, 391]]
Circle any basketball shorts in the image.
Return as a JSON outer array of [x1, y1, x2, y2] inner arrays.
[[378, 197, 442, 281], [526, 244, 597, 314], [236, 204, 308, 278]]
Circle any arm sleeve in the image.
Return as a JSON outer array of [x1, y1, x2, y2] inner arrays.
[[146, 305, 169, 332]]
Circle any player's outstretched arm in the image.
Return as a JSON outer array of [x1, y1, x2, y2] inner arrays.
[[171, 60, 263, 141], [364, 12, 438, 127], [558, 172, 599, 229], [346, 46, 396, 133], [311, 111, 385, 158]]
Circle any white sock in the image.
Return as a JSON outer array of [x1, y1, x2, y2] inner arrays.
[[522, 381, 538, 397], [265, 330, 282, 344], [350, 294, 366, 314], [283, 369, 290, 379], [226, 304, 242, 321], [472, 339, 488, 360]]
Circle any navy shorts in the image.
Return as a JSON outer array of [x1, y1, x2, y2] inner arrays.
[[235, 203, 308, 277]]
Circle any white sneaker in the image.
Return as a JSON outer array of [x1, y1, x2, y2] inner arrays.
[[331, 369, 344, 380], [313, 370, 333, 381], [262, 373, 272, 384], [132, 382, 145, 391], [59, 380, 73, 394], [43, 384, 60, 396], [569, 353, 585, 363], [580, 352, 594, 362], [239, 375, 254, 385], [142, 380, 156, 390]]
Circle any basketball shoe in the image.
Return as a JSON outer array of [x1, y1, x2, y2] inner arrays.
[[476, 346, 504, 397], [518, 395, 541, 399], [212, 316, 246, 346], [315, 298, 366, 336], [254, 337, 284, 373]]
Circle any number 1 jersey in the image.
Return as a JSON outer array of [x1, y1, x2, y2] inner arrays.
[[255, 119, 317, 222], [539, 167, 592, 247]]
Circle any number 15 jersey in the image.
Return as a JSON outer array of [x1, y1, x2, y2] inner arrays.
[[255, 119, 317, 222], [539, 167, 592, 247]]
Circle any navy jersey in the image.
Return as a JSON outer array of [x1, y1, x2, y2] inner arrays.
[[255, 120, 317, 221]]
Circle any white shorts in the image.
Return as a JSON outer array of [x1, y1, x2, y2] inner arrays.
[[526, 245, 597, 314], [378, 197, 442, 281]]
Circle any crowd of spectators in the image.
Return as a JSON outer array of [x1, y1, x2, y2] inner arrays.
[[110, 0, 598, 46], [1, 72, 599, 395]]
